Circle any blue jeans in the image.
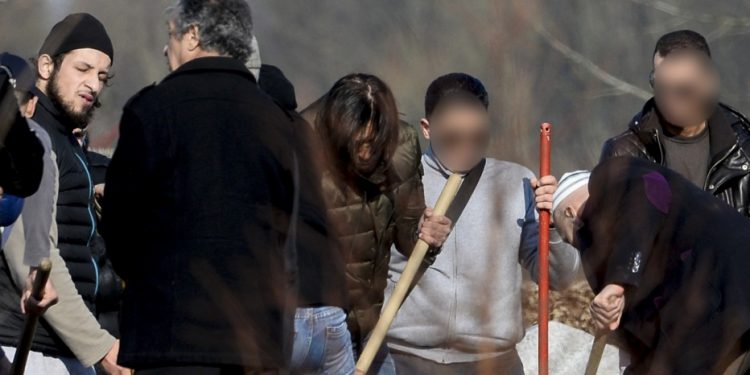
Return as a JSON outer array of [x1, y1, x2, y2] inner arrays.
[[290, 306, 354, 375]]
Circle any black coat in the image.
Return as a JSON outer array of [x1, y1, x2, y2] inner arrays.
[[600, 98, 750, 218], [286, 114, 348, 311], [255, 65, 348, 312], [87, 151, 123, 338], [0, 73, 43, 197], [253, 66, 347, 311], [577, 156, 750, 374], [258, 64, 297, 112], [102, 57, 300, 369]]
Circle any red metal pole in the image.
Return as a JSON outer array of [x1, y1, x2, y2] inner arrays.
[[538, 123, 552, 375]]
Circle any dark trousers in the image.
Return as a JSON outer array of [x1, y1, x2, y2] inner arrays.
[[136, 366, 287, 375], [391, 349, 524, 375]]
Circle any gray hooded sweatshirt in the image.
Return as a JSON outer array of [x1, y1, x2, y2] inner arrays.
[[385, 149, 580, 363]]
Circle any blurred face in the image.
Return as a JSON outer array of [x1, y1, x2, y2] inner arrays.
[[421, 96, 490, 173], [652, 51, 719, 129], [39, 48, 111, 128]]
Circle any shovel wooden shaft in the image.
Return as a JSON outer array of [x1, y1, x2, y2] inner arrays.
[[355, 174, 462, 374], [584, 334, 608, 375], [538, 123, 552, 375], [585, 293, 620, 375], [11, 258, 51, 375]]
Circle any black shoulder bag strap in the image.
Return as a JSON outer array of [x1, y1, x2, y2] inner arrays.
[[444, 158, 487, 228], [404, 158, 487, 299]]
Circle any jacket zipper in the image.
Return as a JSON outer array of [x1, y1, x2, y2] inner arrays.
[[703, 144, 738, 191], [74, 152, 100, 296]]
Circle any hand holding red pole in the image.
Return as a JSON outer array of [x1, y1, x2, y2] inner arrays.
[[538, 123, 552, 375]]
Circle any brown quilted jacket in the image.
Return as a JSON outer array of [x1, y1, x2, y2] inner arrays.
[[301, 101, 426, 344]]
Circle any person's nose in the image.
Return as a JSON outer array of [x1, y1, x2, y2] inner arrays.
[[83, 72, 101, 94], [358, 144, 372, 161]]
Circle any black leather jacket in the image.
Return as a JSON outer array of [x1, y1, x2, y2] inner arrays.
[[601, 98, 750, 218]]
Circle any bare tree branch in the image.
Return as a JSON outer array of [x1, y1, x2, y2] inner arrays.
[[532, 23, 652, 100], [705, 19, 736, 42], [627, 0, 750, 27]]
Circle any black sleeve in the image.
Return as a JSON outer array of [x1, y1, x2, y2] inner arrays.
[[601, 172, 670, 288], [100, 108, 151, 281], [292, 117, 348, 307], [0, 74, 43, 197], [599, 138, 618, 163]]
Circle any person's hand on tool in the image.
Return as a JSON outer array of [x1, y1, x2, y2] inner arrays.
[[418, 208, 452, 248], [20, 268, 58, 315], [531, 175, 557, 212], [590, 284, 625, 335]]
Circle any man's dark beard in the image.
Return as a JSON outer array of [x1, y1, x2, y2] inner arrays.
[[47, 69, 96, 130]]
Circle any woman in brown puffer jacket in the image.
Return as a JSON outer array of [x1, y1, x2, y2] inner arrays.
[[300, 73, 451, 374]]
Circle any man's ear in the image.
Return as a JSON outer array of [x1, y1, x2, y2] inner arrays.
[[37, 54, 54, 81], [420, 118, 430, 140], [187, 25, 201, 51], [564, 205, 577, 219], [22, 96, 38, 118]]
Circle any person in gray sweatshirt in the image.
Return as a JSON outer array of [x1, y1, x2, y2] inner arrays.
[[384, 73, 581, 375]]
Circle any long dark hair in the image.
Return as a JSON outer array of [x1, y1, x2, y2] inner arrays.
[[317, 73, 400, 178]]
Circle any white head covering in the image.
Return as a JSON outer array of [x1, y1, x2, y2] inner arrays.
[[245, 35, 261, 81], [552, 170, 591, 212]]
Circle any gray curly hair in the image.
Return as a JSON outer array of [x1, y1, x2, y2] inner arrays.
[[167, 0, 254, 62]]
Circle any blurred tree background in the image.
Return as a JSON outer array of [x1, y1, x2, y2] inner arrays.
[[2, 0, 749, 173]]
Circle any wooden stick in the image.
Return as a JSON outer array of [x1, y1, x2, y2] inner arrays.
[[355, 174, 462, 374], [584, 334, 608, 375], [538, 123, 552, 375], [11, 258, 52, 375], [585, 293, 618, 375]]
